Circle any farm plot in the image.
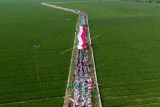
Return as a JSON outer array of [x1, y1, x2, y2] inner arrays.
[[55, 1, 160, 107], [0, 0, 77, 106]]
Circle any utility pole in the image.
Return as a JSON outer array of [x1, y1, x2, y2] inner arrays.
[[33, 44, 40, 81]]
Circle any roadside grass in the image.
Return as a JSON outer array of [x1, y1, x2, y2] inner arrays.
[[55, 1, 160, 106], [0, 0, 77, 106]]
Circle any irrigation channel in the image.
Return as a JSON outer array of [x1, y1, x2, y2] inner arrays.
[[41, 3, 102, 107]]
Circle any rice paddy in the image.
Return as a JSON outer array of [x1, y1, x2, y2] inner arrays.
[[1, 0, 160, 106]]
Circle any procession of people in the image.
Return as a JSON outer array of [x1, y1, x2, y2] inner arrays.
[[69, 10, 95, 107]]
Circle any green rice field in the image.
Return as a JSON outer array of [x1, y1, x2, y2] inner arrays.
[[0, 0, 76, 106], [1, 0, 160, 107]]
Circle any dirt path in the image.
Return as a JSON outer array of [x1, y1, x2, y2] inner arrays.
[[41, 2, 102, 107], [41, 3, 77, 14]]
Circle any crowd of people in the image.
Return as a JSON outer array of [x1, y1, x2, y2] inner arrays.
[[72, 49, 93, 107], [69, 10, 95, 107]]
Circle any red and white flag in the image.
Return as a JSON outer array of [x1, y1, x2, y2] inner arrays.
[[77, 26, 87, 49]]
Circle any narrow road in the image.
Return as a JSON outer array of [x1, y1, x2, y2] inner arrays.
[[41, 2, 102, 107]]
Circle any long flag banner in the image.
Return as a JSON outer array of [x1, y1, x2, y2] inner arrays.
[[77, 25, 87, 49]]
